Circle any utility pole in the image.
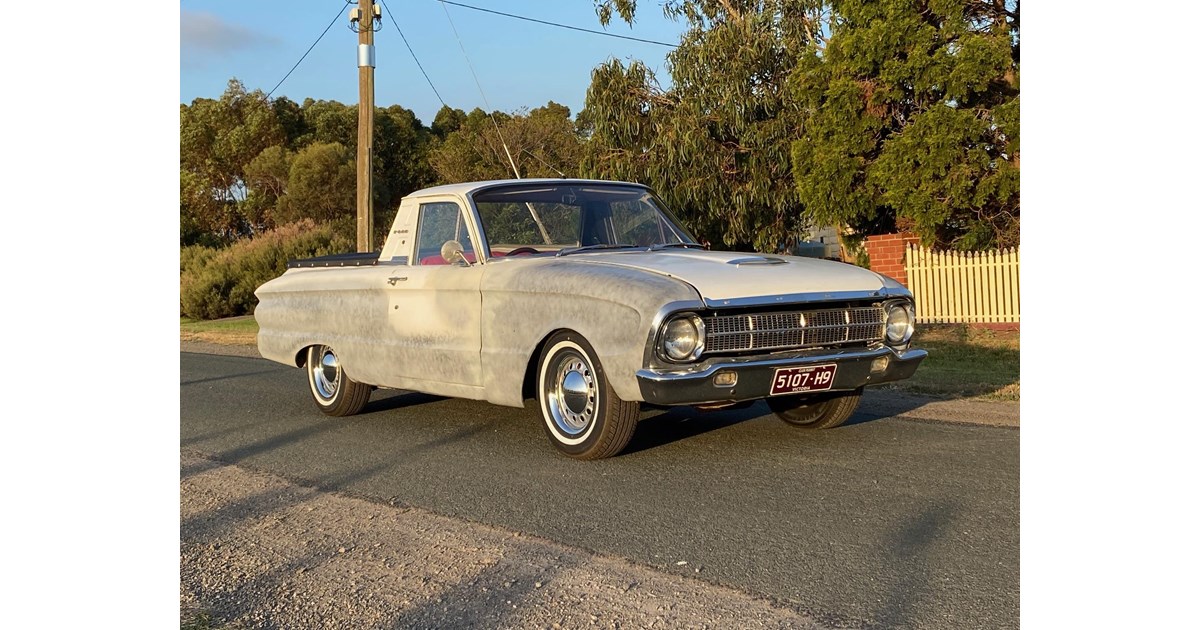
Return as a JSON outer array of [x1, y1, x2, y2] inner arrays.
[[351, 1, 379, 252]]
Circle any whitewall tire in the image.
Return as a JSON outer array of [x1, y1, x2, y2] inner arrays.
[[306, 345, 371, 417], [536, 331, 639, 460]]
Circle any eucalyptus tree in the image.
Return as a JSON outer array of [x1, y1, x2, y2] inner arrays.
[[584, 1, 823, 251], [429, 102, 585, 184], [180, 79, 285, 243], [181, 82, 438, 246], [587, 0, 1019, 251]]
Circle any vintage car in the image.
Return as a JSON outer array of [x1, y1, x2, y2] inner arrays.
[[254, 179, 926, 459]]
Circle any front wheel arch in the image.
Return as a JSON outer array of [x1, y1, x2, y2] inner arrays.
[[522, 329, 569, 401]]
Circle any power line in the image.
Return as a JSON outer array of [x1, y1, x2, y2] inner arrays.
[[267, 2, 348, 99], [438, 0, 678, 48], [378, 0, 447, 107], [438, 0, 521, 179]]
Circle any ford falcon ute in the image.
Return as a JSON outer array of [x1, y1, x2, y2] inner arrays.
[[254, 179, 926, 460]]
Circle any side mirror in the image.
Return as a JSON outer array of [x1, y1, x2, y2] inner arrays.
[[441, 240, 467, 266]]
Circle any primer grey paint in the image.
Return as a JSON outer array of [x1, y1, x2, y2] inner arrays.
[[255, 255, 700, 407], [254, 179, 905, 411], [477, 257, 699, 406]]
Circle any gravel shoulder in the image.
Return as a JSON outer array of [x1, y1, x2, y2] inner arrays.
[[181, 450, 829, 629]]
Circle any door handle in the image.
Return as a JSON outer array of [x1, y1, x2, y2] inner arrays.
[[387, 276, 408, 285]]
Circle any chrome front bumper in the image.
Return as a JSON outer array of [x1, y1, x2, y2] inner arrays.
[[635, 346, 927, 406]]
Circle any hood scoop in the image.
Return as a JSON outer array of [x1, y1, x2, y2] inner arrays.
[[726, 256, 788, 266]]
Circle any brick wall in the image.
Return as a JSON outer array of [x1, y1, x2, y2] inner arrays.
[[863, 233, 920, 287]]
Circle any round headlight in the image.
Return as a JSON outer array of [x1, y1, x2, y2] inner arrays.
[[661, 315, 705, 361], [885, 302, 915, 346]]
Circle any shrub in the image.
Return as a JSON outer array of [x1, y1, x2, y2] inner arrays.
[[180, 244, 217, 274], [180, 220, 354, 319]]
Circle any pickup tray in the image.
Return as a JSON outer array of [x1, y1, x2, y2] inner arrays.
[[287, 251, 380, 269]]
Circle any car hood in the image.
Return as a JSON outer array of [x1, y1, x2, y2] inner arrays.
[[566, 249, 896, 305]]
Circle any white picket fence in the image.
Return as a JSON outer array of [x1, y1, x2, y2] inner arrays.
[[904, 244, 1020, 324]]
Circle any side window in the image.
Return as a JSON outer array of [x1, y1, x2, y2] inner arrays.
[[415, 202, 477, 265]]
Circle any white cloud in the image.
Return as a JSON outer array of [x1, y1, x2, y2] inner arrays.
[[181, 9, 279, 66]]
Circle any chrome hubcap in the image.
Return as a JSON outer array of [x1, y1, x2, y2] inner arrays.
[[548, 354, 596, 436], [312, 347, 340, 400], [562, 371, 588, 414]]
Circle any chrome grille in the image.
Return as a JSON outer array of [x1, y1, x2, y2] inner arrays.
[[704, 306, 885, 354]]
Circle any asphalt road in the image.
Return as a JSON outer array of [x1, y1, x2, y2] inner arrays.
[[181, 351, 1018, 629]]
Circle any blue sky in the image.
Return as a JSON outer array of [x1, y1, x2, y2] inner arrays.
[[180, 1, 689, 125]]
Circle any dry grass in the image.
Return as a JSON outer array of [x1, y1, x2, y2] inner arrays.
[[179, 316, 258, 346], [885, 324, 1020, 401]]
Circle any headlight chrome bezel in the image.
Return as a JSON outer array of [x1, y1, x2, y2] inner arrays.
[[658, 313, 706, 362], [884, 300, 916, 347]]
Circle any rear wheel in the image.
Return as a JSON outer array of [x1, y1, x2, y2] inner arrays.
[[306, 345, 371, 417], [536, 331, 639, 460], [767, 388, 863, 429]]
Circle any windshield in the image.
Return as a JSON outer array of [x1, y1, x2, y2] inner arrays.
[[471, 183, 697, 258]]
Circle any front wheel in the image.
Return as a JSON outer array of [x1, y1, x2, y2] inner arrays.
[[766, 388, 863, 429], [306, 345, 371, 417], [536, 331, 640, 460]]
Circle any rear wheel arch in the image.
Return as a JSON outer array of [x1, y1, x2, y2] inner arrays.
[[293, 346, 310, 368]]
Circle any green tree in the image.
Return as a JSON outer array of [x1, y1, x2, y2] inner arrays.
[[432, 105, 467, 139], [274, 141, 357, 238], [373, 105, 437, 241], [589, 0, 1019, 251], [242, 145, 293, 231], [181, 84, 439, 247], [429, 102, 584, 184], [180, 79, 285, 243], [583, 1, 821, 252], [789, 0, 1019, 249], [296, 98, 357, 148], [271, 96, 308, 149]]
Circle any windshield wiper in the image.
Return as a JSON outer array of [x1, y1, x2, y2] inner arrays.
[[556, 243, 639, 257], [647, 242, 705, 251]]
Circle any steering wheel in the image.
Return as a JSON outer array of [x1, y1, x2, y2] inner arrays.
[[505, 247, 541, 256]]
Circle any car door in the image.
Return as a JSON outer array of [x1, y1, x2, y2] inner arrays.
[[383, 198, 485, 394]]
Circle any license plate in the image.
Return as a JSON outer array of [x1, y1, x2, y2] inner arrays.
[[770, 364, 838, 396]]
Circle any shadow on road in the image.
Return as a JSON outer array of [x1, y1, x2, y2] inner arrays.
[[870, 499, 963, 629], [388, 542, 579, 629], [181, 458, 396, 628], [396, 418, 504, 459], [621, 392, 925, 455], [180, 368, 280, 387], [365, 390, 448, 413], [621, 403, 764, 455], [195, 418, 348, 471], [843, 390, 947, 427], [182, 458, 393, 542], [181, 421, 269, 450]]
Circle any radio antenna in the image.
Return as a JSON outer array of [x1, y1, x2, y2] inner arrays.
[[521, 149, 567, 178], [439, 1, 520, 179]]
